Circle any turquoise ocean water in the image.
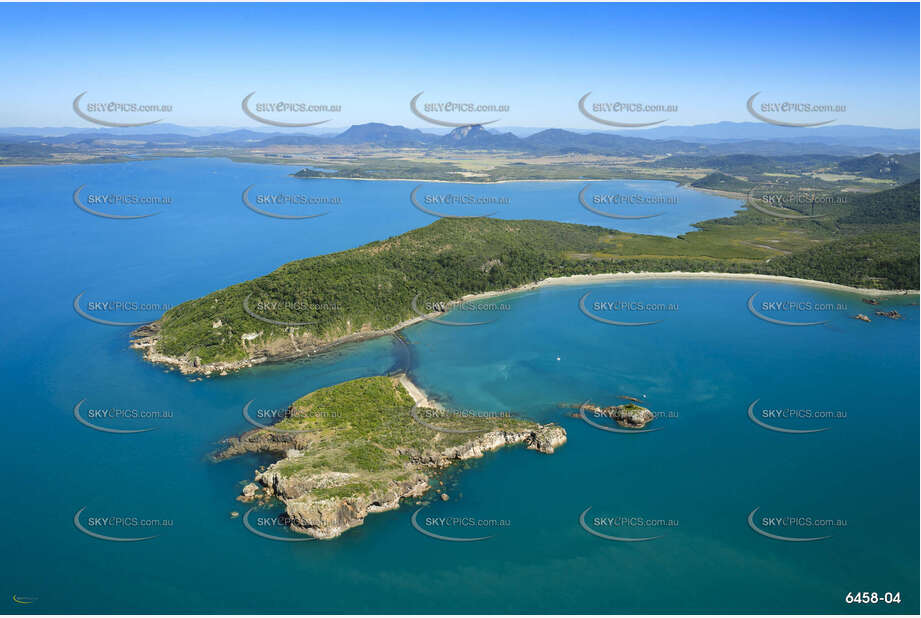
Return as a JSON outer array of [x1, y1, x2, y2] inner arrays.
[[0, 159, 916, 613]]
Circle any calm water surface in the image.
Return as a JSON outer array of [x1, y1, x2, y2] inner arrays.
[[0, 159, 916, 613]]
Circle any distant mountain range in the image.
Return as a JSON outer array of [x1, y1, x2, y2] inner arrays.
[[3, 120, 916, 147], [1, 121, 918, 156]]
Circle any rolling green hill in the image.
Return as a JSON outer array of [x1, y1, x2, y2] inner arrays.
[[690, 172, 752, 193], [837, 154, 920, 184], [839, 180, 920, 225]]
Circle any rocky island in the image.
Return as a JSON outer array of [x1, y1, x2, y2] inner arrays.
[[218, 374, 566, 539], [581, 402, 655, 429]]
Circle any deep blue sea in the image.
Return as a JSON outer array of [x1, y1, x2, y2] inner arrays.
[[0, 158, 917, 614]]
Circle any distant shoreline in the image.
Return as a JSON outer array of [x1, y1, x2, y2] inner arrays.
[[4, 156, 747, 202], [293, 173, 749, 199]]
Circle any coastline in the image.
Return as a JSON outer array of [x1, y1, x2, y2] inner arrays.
[[293, 173, 754, 207], [398, 374, 443, 410], [292, 174, 746, 200], [137, 271, 916, 377], [451, 271, 919, 304], [7, 155, 741, 200], [294, 175, 667, 185]]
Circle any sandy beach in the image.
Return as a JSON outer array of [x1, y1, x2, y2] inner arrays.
[[397, 373, 443, 410], [451, 271, 917, 304]]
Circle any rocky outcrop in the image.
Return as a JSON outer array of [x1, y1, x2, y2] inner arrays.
[[258, 469, 363, 500], [527, 423, 567, 453], [875, 310, 903, 319], [284, 475, 430, 539], [583, 403, 655, 429], [130, 318, 426, 377], [400, 425, 566, 468], [248, 423, 566, 539], [213, 421, 309, 461], [130, 322, 267, 376]]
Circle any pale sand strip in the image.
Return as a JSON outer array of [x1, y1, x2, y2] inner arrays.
[[397, 373, 443, 410], [448, 272, 917, 304]]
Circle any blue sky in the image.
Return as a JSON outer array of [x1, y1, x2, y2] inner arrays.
[[0, 2, 918, 129]]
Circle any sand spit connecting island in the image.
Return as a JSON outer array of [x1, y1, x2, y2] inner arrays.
[[218, 373, 566, 539], [131, 271, 916, 378]]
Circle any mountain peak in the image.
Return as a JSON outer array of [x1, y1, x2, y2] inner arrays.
[[444, 124, 490, 141]]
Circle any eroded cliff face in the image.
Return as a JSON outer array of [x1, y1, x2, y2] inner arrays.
[[272, 474, 431, 540]]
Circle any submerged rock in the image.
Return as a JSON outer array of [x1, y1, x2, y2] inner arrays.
[[875, 310, 903, 319]]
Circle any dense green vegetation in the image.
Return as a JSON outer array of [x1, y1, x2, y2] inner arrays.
[[157, 219, 624, 362], [255, 376, 540, 501], [839, 180, 919, 225], [690, 172, 752, 193], [293, 160, 680, 183], [761, 182, 920, 287], [768, 230, 918, 288], [837, 154, 920, 184], [152, 180, 919, 364]]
